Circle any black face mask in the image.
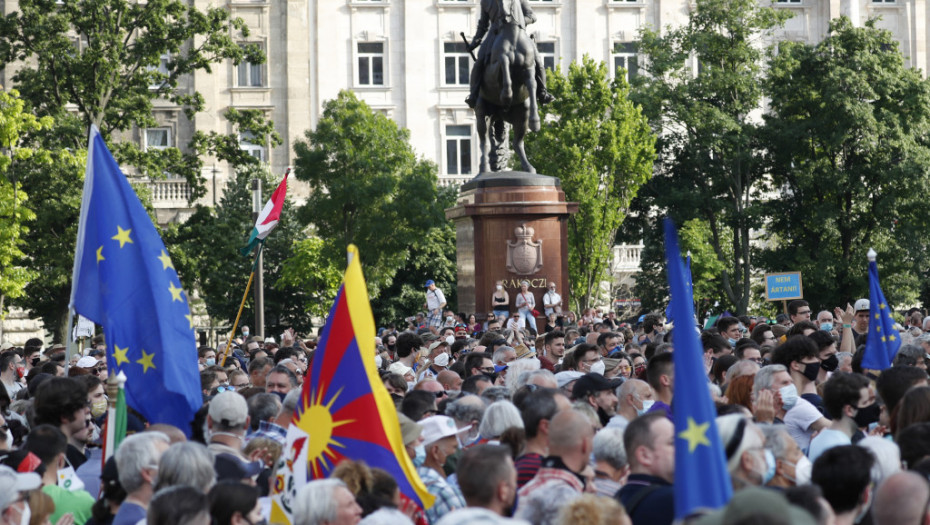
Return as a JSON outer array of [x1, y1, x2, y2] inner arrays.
[[800, 361, 820, 382], [853, 403, 881, 428], [821, 354, 839, 372]]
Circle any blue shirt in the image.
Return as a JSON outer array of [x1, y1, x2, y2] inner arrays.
[[112, 502, 146, 525]]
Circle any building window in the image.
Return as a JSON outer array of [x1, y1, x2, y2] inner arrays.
[[871, 0, 895, 3], [237, 44, 265, 87], [239, 132, 266, 162], [149, 53, 170, 89], [145, 128, 171, 151], [443, 42, 470, 86], [537, 41, 556, 71], [357, 42, 385, 86], [611, 42, 638, 81], [775, 0, 802, 2], [445, 125, 473, 175]]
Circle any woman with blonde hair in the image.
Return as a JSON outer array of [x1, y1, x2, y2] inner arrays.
[[556, 494, 631, 525]]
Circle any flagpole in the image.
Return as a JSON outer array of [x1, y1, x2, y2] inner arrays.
[[63, 308, 75, 375], [221, 241, 265, 366]]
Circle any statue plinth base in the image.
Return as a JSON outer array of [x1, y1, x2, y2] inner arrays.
[[445, 171, 578, 324]]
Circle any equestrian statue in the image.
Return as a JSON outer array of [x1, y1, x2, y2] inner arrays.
[[464, 0, 554, 174]]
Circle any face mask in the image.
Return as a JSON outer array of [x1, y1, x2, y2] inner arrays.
[[15, 365, 24, 379], [496, 285, 503, 291], [590, 361, 606, 375], [91, 399, 108, 418], [762, 449, 776, 485], [853, 403, 881, 428], [820, 354, 839, 372], [820, 322, 834, 332], [637, 399, 655, 416], [4, 429, 13, 446], [387, 343, 395, 350], [799, 361, 820, 382], [446, 336, 455, 346], [434, 353, 450, 367], [16, 502, 30, 525], [728, 338, 737, 348], [205, 358, 216, 366], [242, 331, 249, 339], [785, 455, 812, 485], [779, 384, 799, 411], [406, 381, 416, 392], [413, 445, 426, 467], [271, 391, 287, 402]]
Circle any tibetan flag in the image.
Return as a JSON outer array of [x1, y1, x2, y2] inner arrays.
[[666, 252, 692, 324], [70, 126, 201, 434], [664, 218, 732, 519], [242, 170, 288, 255], [270, 244, 433, 523], [862, 249, 901, 370]]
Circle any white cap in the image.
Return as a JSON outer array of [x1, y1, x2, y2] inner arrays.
[[420, 415, 466, 446], [388, 362, 412, 377], [264, 337, 276, 344], [76, 356, 99, 368], [554, 370, 584, 389], [855, 298, 870, 312], [0, 465, 41, 510]]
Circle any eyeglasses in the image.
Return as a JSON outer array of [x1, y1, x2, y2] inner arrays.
[[215, 385, 234, 393], [432, 390, 447, 398], [619, 365, 632, 372], [479, 366, 495, 374]]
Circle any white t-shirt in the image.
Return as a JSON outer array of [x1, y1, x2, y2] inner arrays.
[[426, 288, 446, 312], [543, 291, 562, 315], [784, 397, 823, 454]]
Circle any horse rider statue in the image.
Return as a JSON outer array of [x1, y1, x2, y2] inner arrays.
[[464, 0, 555, 109]]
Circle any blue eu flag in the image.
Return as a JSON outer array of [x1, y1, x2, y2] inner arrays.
[[862, 249, 900, 370], [664, 218, 731, 519], [70, 127, 201, 434], [665, 253, 692, 324]]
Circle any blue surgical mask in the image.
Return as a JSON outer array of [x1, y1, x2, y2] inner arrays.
[[820, 322, 833, 332], [779, 384, 799, 411], [762, 449, 776, 484], [728, 338, 737, 347], [205, 358, 216, 366], [637, 399, 655, 416], [414, 444, 426, 467]]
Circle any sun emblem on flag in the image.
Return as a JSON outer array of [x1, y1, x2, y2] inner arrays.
[[296, 385, 355, 477]]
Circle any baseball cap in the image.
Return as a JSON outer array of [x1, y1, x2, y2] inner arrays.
[[424, 279, 435, 287], [388, 362, 413, 377], [76, 356, 99, 368], [0, 464, 41, 510], [428, 340, 449, 353], [214, 453, 263, 482], [397, 413, 423, 446], [572, 373, 614, 400], [208, 391, 249, 428], [554, 370, 584, 389], [0, 342, 12, 351], [264, 337, 276, 344], [420, 415, 467, 447], [855, 298, 870, 312]]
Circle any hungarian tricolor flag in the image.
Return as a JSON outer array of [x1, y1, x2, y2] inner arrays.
[[241, 169, 289, 256]]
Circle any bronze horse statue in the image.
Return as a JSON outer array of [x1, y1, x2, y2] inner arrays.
[[475, 0, 540, 174]]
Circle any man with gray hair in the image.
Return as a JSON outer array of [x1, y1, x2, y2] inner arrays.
[[752, 364, 795, 424], [725, 359, 761, 384], [207, 391, 263, 484], [592, 428, 627, 497], [608, 379, 654, 432], [246, 392, 286, 445], [446, 394, 487, 445], [266, 364, 298, 395], [894, 343, 929, 370], [113, 431, 170, 525], [293, 478, 362, 525], [872, 471, 930, 525]]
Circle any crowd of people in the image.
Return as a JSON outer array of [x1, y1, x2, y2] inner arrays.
[[3, 292, 930, 525]]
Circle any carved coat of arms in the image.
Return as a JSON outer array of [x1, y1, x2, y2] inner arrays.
[[506, 223, 543, 275]]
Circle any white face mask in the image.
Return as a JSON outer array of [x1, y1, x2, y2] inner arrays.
[[590, 360, 606, 375], [17, 502, 30, 525], [434, 353, 450, 367], [5, 429, 12, 446], [786, 455, 812, 485], [496, 285, 503, 291], [637, 399, 655, 416]]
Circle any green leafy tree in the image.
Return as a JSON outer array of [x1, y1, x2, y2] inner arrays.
[[628, 0, 790, 315], [1, 0, 281, 340], [524, 56, 656, 312], [293, 90, 454, 305], [759, 17, 930, 310], [278, 237, 342, 321], [166, 165, 314, 335], [0, 89, 52, 327]]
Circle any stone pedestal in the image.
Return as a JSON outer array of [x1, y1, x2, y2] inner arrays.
[[445, 171, 578, 325]]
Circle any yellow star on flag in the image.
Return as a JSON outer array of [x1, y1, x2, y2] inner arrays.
[[679, 417, 711, 453], [880, 303, 886, 309], [881, 336, 887, 342], [875, 326, 881, 333], [137, 350, 156, 373], [112, 226, 133, 248], [889, 334, 897, 341], [168, 282, 184, 302], [185, 314, 194, 330], [96, 246, 105, 264], [158, 250, 174, 271], [113, 344, 130, 366], [874, 314, 880, 320]]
